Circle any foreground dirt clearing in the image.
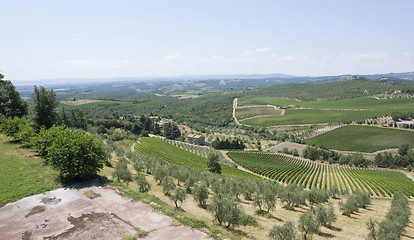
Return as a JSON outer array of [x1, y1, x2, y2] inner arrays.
[[0, 180, 210, 240]]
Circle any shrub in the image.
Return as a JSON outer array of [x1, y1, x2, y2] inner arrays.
[[268, 221, 297, 240], [136, 175, 151, 193], [0, 116, 29, 139], [46, 128, 108, 181]]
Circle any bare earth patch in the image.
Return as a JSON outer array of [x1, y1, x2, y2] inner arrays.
[[0, 180, 210, 240], [60, 99, 101, 105]]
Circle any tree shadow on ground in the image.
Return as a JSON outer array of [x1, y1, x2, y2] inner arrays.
[[327, 225, 342, 232], [318, 231, 335, 238], [402, 234, 414, 239], [282, 205, 305, 213], [231, 228, 250, 238]]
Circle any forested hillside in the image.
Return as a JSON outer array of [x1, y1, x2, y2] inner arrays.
[[243, 78, 414, 101]]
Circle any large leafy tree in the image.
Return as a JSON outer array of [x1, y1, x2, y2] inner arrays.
[[45, 128, 108, 181], [0, 74, 28, 119], [207, 153, 221, 175], [33, 86, 58, 129], [163, 122, 181, 140]]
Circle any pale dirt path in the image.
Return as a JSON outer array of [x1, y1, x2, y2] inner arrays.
[[219, 150, 270, 180], [232, 98, 240, 125]]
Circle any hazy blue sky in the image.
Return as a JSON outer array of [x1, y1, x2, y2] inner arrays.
[[1, 0, 414, 81]]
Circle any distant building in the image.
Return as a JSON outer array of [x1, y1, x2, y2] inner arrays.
[[187, 134, 205, 145], [393, 90, 402, 94], [395, 120, 414, 128]]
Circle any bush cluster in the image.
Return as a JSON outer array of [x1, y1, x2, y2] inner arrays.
[[1, 117, 108, 182], [367, 192, 411, 240]]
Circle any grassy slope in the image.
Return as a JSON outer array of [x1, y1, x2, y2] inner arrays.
[[0, 134, 60, 205], [235, 107, 283, 120], [306, 125, 414, 152], [135, 137, 258, 178], [241, 109, 389, 126], [239, 97, 414, 126], [243, 96, 414, 110]]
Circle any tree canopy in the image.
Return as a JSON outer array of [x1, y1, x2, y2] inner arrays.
[[0, 76, 28, 119], [33, 86, 58, 129], [37, 126, 109, 181], [163, 122, 181, 140]]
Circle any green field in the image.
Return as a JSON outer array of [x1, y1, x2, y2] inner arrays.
[[306, 125, 414, 152], [227, 151, 414, 198], [239, 97, 414, 126], [235, 106, 283, 120], [241, 109, 389, 126], [241, 96, 414, 110], [0, 134, 60, 205], [134, 137, 257, 178]]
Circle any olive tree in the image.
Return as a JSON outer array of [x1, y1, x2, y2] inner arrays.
[[112, 158, 132, 182], [208, 194, 244, 228], [136, 175, 151, 192], [268, 221, 297, 240], [170, 187, 187, 208], [298, 209, 320, 240], [192, 181, 209, 208]]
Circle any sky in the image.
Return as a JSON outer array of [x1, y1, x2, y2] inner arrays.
[[1, 0, 414, 82]]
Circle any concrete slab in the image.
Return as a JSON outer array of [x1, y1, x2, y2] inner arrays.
[[0, 181, 210, 240]]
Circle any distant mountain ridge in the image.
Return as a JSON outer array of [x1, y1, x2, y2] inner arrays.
[[11, 71, 414, 87]]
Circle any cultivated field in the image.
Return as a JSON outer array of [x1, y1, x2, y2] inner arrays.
[[242, 96, 414, 110], [227, 151, 414, 198], [134, 137, 257, 178], [239, 96, 414, 126], [235, 106, 283, 120], [0, 134, 60, 205], [306, 125, 414, 152], [241, 109, 385, 126]]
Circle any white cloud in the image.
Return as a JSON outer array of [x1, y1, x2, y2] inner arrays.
[[274, 55, 295, 62], [242, 50, 254, 56], [403, 52, 414, 57], [256, 47, 270, 52], [164, 54, 180, 60], [339, 53, 386, 60], [212, 55, 224, 60]]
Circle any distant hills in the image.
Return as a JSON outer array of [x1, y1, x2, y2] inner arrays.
[[244, 77, 414, 101], [12, 71, 414, 99], [11, 71, 414, 87]]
